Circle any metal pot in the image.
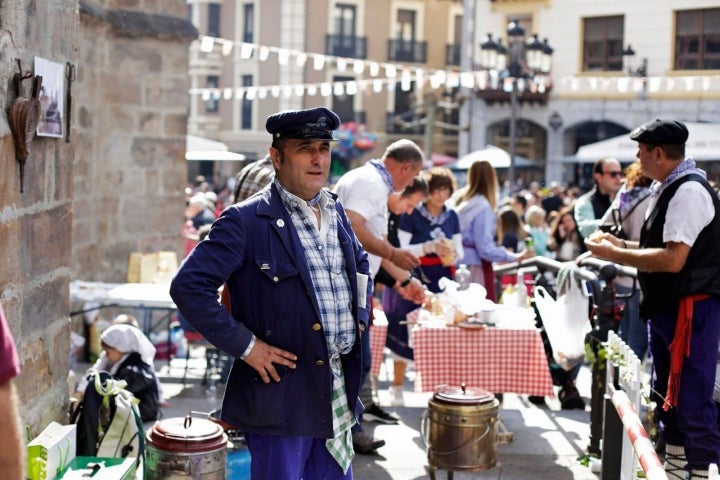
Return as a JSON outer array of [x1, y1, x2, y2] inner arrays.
[[423, 384, 499, 473], [145, 415, 228, 479]]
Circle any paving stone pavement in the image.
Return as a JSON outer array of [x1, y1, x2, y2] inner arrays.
[[142, 349, 602, 480]]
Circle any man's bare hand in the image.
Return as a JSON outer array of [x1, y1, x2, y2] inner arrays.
[[244, 339, 297, 383], [584, 234, 617, 261], [397, 277, 425, 304], [391, 248, 420, 270]]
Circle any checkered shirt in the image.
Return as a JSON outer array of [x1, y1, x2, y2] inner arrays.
[[275, 180, 356, 469]]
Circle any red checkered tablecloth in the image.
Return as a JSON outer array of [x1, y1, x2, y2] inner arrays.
[[412, 326, 554, 397], [370, 323, 388, 377]]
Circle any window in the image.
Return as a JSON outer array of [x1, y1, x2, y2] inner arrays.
[[332, 76, 355, 123], [583, 16, 624, 71], [243, 3, 254, 43], [240, 75, 253, 130], [675, 8, 720, 70], [334, 4, 356, 38], [396, 9, 416, 42], [207, 3, 221, 37], [329, 4, 365, 57], [205, 76, 219, 113]]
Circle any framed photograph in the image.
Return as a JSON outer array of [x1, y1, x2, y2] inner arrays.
[[34, 57, 65, 138]]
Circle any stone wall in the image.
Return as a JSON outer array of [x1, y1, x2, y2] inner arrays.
[[0, 0, 195, 433], [0, 0, 80, 434], [74, 0, 196, 282]]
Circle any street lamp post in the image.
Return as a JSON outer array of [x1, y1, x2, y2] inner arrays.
[[479, 21, 553, 192]]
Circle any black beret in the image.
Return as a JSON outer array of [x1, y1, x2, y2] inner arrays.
[[265, 107, 341, 141], [629, 118, 689, 145]]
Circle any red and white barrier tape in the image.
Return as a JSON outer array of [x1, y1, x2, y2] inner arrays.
[[611, 390, 668, 480]]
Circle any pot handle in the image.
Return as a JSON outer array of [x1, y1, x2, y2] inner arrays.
[[426, 417, 496, 457], [420, 410, 430, 449]]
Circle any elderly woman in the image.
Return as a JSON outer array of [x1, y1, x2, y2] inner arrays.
[[76, 323, 160, 422]]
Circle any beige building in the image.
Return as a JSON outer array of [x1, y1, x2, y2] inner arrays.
[[186, 0, 465, 186], [464, 0, 720, 188]]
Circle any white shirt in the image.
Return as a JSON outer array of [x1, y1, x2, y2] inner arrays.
[[333, 163, 391, 277], [646, 181, 715, 247]]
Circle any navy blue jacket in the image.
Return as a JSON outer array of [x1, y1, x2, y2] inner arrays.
[[170, 183, 371, 438]]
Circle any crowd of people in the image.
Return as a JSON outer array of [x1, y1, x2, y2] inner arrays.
[[168, 111, 720, 480]]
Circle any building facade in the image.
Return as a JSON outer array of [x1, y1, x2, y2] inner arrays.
[[186, 0, 465, 186], [187, 0, 720, 190], [463, 0, 720, 189]]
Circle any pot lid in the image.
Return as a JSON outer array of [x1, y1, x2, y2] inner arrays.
[[434, 383, 494, 404], [147, 415, 227, 452]]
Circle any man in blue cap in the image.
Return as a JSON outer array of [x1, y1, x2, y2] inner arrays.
[[586, 118, 720, 480], [171, 107, 372, 479]]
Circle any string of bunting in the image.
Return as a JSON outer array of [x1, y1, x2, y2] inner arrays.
[[192, 35, 720, 100], [193, 34, 476, 101]]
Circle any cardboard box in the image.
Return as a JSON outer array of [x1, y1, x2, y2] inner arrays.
[[127, 251, 178, 284], [27, 422, 77, 480], [56, 457, 136, 480]]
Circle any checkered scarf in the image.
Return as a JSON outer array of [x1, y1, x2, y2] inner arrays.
[[326, 371, 355, 473], [369, 159, 394, 190], [275, 180, 356, 470], [416, 203, 455, 233], [650, 157, 706, 197]]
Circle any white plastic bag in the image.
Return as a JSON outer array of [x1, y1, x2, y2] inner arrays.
[[533, 282, 590, 370]]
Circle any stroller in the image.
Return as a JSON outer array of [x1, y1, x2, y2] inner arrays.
[[497, 256, 635, 454]]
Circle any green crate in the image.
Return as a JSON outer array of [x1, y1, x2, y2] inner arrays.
[[56, 456, 136, 480]]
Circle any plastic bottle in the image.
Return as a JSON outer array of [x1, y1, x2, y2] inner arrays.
[[455, 264, 471, 291], [524, 236, 535, 253], [516, 271, 528, 307]]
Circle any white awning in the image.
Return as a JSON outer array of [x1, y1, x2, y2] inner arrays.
[[450, 145, 535, 170], [574, 122, 720, 163], [185, 134, 246, 162]]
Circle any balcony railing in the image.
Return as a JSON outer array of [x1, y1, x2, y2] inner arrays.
[[326, 34, 367, 59], [475, 85, 552, 106], [446, 43, 461, 66], [387, 39, 427, 63]]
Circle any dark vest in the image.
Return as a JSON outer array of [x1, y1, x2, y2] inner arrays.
[[590, 188, 612, 219], [638, 174, 720, 317], [578, 187, 612, 220]]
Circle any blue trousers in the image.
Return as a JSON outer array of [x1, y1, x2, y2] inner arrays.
[[244, 432, 353, 480], [650, 296, 720, 470]]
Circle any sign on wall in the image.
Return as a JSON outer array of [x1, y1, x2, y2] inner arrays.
[[34, 57, 65, 138]]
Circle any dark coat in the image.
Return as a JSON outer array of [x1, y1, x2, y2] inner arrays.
[[170, 183, 371, 438], [114, 352, 160, 422]]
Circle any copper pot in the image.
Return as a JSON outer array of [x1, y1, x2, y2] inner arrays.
[[145, 415, 228, 479], [423, 384, 499, 473]]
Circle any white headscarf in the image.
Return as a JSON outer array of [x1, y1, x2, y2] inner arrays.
[[100, 324, 156, 366]]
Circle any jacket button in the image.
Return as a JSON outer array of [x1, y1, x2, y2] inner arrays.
[[315, 360, 325, 366], [312, 323, 322, 331], [359, 323, 366, 332], [273, 276, 279, 282]]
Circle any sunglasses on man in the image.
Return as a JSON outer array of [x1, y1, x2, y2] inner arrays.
[[602, 171, 624, 178]]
